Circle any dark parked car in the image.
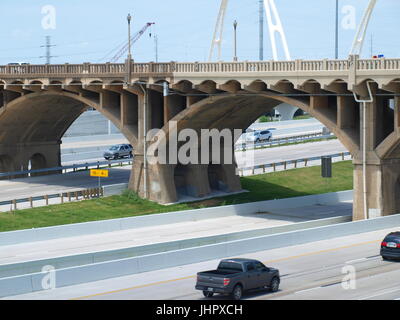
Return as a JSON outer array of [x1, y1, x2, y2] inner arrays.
[[103, 144, 133, 160], [381, 232, 400, 260], [195, 258, 280, 300]]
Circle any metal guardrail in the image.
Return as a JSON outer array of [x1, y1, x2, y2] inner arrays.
[[236, 132, 333, 151], [238, 152, 352, 176], [0, 158, 132, 178], [0, 188, 103, 211], [0, 132, 328, 179]]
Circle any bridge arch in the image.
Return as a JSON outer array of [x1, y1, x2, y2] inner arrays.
[[144, 90, 359, 202]]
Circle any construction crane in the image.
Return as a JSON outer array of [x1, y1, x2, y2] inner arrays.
[[109, 22, 155, 63]]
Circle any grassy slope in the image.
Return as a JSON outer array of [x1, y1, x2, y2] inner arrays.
[[0, 161, 353, 232]]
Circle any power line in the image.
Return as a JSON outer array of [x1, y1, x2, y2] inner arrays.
[[40, 36, 57, 64]]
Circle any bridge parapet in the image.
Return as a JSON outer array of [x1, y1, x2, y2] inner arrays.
[[0, 56, 399, 77]]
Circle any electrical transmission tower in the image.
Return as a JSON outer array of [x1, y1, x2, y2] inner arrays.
[[40, 36, 56, 64]]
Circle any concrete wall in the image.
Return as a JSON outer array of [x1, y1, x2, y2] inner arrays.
[[0, 190, 353, 246], [1, 211, 399, 298], [63, 110, 119, 137], [0, 215, 350, 279]]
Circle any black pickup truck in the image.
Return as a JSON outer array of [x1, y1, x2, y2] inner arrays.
[[195, 258, 280, 300]]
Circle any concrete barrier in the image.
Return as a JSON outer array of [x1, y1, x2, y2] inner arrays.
[[0, 215, 350, 279], [1, 211, 399, 298], [102, 183, 129, 197], [0, 190, 353, 246]]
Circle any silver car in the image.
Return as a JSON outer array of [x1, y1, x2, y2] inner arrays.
[[245, 130, 272, 143], [103, 144, 133, 160]]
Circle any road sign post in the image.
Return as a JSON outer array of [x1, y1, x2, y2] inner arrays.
[[90, 169, 109, 197]]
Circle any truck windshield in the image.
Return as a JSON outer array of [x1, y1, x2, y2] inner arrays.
[[218, 262, 243, 272]]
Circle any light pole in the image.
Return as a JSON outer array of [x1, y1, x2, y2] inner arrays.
[[127, 14, 132, 61], [335, 0, 339, 59], [233, 20, 238, 62]]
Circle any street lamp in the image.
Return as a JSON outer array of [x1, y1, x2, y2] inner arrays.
[[233, 20, 238, 62], [127, 14, 132, 61], [335, 0, 339, 59]]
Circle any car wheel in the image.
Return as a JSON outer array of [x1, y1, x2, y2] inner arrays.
[[270, 277, 280, 292], [203, 291, 214, 298], [113, 154, 119, 160], [129, 152, 133, 158], [382, 256, 390, 261], [232, 284, 243, 300]]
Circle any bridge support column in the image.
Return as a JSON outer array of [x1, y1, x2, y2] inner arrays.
[[352, 95, 400, 220], [129, 155, 178, 204], [353, 160, 400, 220]]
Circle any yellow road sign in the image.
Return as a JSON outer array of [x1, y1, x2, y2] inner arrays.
[[90, 169, 109, 178]]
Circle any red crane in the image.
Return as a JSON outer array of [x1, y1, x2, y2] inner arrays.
[[110, 22, 155, 63]]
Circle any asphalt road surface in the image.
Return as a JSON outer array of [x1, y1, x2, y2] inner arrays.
[[1, 139, 348, 204], [0, 202, 351, 266], [4, 227, 398, 300]]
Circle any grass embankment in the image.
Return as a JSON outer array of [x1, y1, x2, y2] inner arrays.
[[0, 161, 353, 232], [258, 114, 313, 122]]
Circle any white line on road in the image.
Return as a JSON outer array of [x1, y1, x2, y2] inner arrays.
[[345, 258, 367, 264], [294, 287, 322, 295], [359, 288, 400, 300]]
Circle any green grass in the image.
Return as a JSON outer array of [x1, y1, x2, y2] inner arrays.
[[293, 114, 313, 120], [0, 161, 353, 233]]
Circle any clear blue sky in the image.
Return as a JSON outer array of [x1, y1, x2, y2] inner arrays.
[[0, 0, 398, 65]]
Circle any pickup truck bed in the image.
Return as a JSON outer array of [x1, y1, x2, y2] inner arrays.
[[195, 258, 280, 300]]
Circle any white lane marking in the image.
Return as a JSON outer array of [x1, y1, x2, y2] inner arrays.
[[345, 258, 367, 264], [360, 288, 400, 300], [295, 287, 322, 294]]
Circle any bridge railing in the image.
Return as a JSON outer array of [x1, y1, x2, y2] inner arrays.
[[0, 57, 399, 76]]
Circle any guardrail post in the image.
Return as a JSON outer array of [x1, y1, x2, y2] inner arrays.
[[68, 192, 71, 202], [341, 152, 345, 161], [45, 195, 49, 206], [284, 161, 287, 170], [60, 193, 64, 204], [12, 199, 17, 211], [273, 163, 276, 172], [305, 159, 308, 167], [29, 197, 33, 208], [75, 191, 78, 201], [294, 160, 297, 169]]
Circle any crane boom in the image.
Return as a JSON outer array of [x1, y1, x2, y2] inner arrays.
[[111, 22, 155, 62]]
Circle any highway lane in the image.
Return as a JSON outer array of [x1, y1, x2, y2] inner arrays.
[[1, 139, 348, 204], [0, 202, 351, 266], [0, 167, 131, 202], [1, 139, 347, 203], [235, 139, 346, 167], [5, 227, 399, 300], [60, 118, 324, 164]]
